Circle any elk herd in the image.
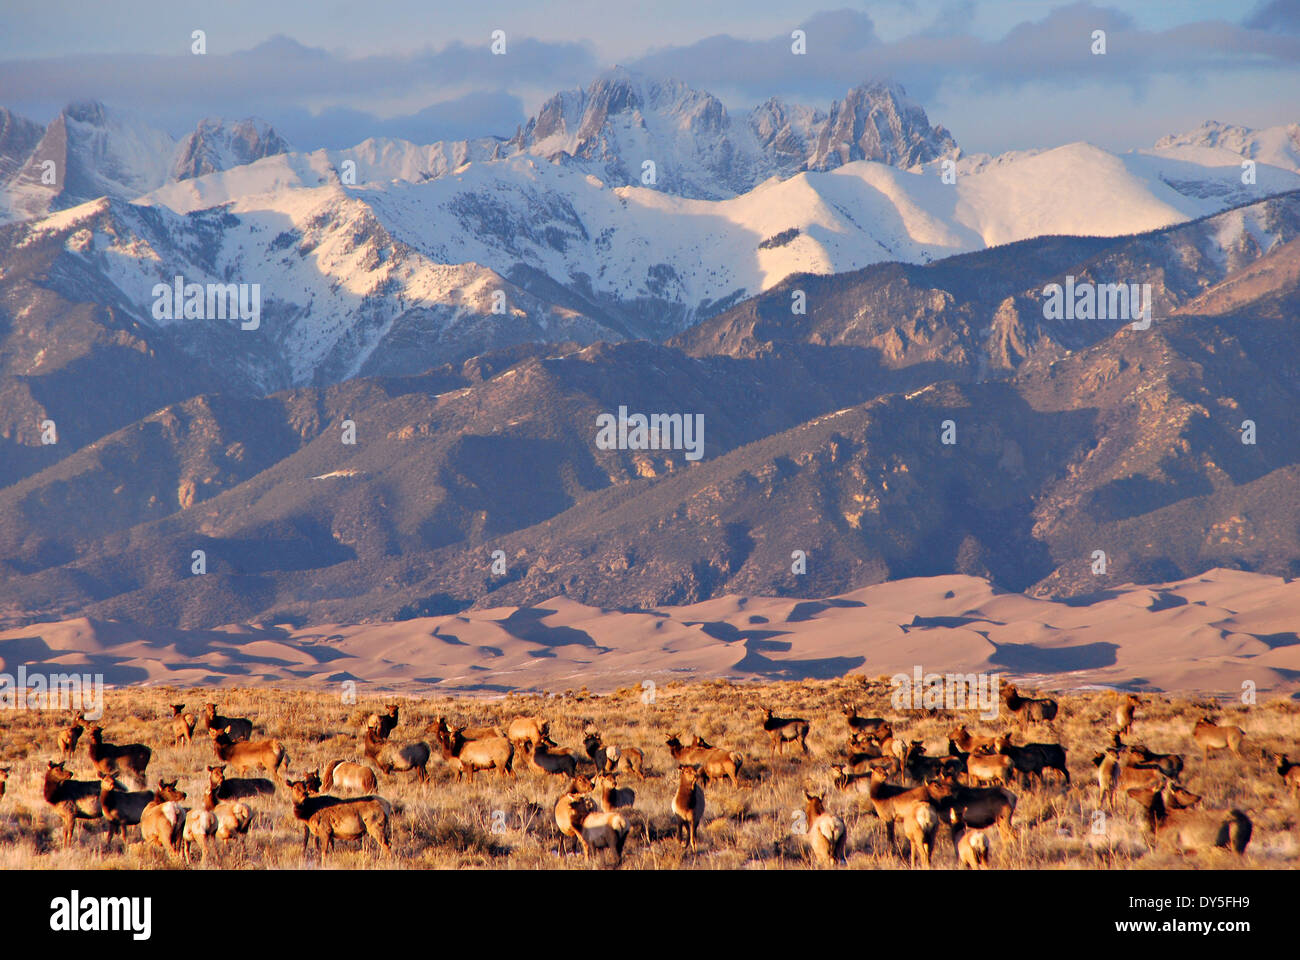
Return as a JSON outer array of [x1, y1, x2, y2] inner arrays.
[[11, 683, 1292, 869]]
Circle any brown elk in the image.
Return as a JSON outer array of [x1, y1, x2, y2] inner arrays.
[[1095, 748, 1165, 808], [86, 725, 151, 788], [169, 704, 197, 746], [207, 764, 275, 799], [866, 766, 946, 867], [582, 729, 646, 780], [287, 778, 392, 857], [1269, 752, 1300, 803], [672, 765, 705, 852], [555, 786, 594, 856], [904, 741, 962, 784], [1192, 717, 1244, 762], [762, 708, 809, 756], [363, 728, 431, 782], [939, 783, 1016, 843], [139, 782, 188, 857], [665, 735, 743, 788], [830, 763, 875, 796], [209, 727, 287, 778], [99, 774, 184, 843], [1116, 694, 1142, 735], [571, 804, 631, 866], [843, 705, 891, 739], [522, 737, 584, 777], [185, 774, 252, 861], [322, 759, 378, 794], [0, 767, 7, 802], [1002, 684, 1058, 726], [592, 772, 635, 812], [948, 724, 997, 756], [803, 791, 847, 866], [43, 761, 103, 845], [58, 712, 86, 760], [434, 726, 511, 782], [366, 704, 400, 739], [949, 808, 990, 869], [994, 733, 1070, 786], [507, 716, 549, 748], [202, 703, 252, 742], [965, 751, 1015, 787], [1128, 745, 1184, 780], [1126, 783, 1251, 855]]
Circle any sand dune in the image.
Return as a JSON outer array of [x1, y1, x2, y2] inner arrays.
[[1, 568, 1297, 699]]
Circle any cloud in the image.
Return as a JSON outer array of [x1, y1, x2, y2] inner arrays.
[[1244, 0, 1300, 33]]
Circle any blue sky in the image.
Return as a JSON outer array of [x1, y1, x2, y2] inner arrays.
[[2, 1, 1297, 154]]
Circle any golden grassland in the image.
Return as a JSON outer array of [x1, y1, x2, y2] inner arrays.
[[1, 676, 1298, 869]]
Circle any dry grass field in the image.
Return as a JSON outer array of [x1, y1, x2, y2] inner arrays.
[[2, 676, 1298, 870]]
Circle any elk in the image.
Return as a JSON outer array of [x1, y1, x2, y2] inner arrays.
[[169, 704, 197, 746], [803, 791, 847, 866], [904, 741, 961, 784], [843, 706, 891, 739], [43, 762, 103, 845], [287, 778, 392, 857], [139, 782, 188, 857], [322, 759, 378, 794], [366, 704, 400, 739], [1116, 694, 1142, 735], [939, 783, 1016, 843], [965, 751, 1015, 787], [185, 776, 252, 861], [762, 708, 810, 756], [672, 765, 705, 852], [99, 774, 184, 843], [572, 804, 631, 867], [434, 727, 511, 782], [830, 763, 875, 796], [58, 712, 86, 760], [582, 729, 647, 779], [202, 703, 252, 742], [1128, 745, 1184, 780], [948, 724, 997, 756], [1126, 783, 1251, 855], [555, 786, 594, 856], [209, 727, 287, 778], [522, 738, 582, 778], [86, 725, 151, 787], [592, 772, 635, 811], [0, 767, 7, 802], [664, 735, 743, 788], [364, 729, 431, 782], [1192, 717, 1244, 762], [949, 808, 990, 869], [1095, 748, 1165, 809], [1002, 684, 1058, 726], [866, 766, 946, 867], [994, 733, 1070, 786], [1269, 752, 1300, 802], [207, 764, 275, 799], [507, 716, 549, 748]]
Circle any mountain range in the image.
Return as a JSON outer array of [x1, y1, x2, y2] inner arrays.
[[0, 68, 1297, 631]]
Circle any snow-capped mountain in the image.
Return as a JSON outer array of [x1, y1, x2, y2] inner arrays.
[[1151, 120, 1300, 174], [171, 117, 291, 181], [0, 102, 290, 221]]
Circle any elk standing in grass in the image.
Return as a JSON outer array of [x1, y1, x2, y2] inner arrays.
[[994, 733, 1070, 787], [866, 767, 945, 868], [592, 772, 635, 811], [672, 765, 705, 852], [185, 773, 252, 862], [803, 791, 847, 866], [288, 778, 391, 857], [43, 761, 102, 845], [58, 713, 86, 760], [572, 804, 630, 867], [99, 774, 183, 844], [665, 735, 743, 788], [169, 704, 197, 746], [1192, 717, 1244, 762], [843, 706, 891, 740], [1002, 684, 1058, 727], [940, 783, 1016, 844], [582, 727, 647, 779], [1128, 745, 1184, 780], [367, 704, 400, 739], [949, 808, 990, 869], [507, 716, 549, 749], [948, 724, 997, 756], [322, 759, 378, 794], [209, 727, 287, 778], [433, 726, 510, 782], [762, 708, 809, 756], [87, 725, 151, 788], [555, 786, 593, 856], [1116, 694, 1142, 735], [363, 728, 431, 782], [1095, 748, 1165, 809], [139, 781, 188, 857], [207, 764, 275, 799], [1126, 783, 1251, 855], [522, 738, 581, 778], [202, 703, 252, 742], [1270, 752, 1300, 804]]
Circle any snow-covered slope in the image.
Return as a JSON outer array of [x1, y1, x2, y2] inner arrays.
[[1150, 121, 1300, 174]]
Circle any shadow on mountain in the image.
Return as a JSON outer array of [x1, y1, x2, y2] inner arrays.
[[989, 641, 1118, 672]]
